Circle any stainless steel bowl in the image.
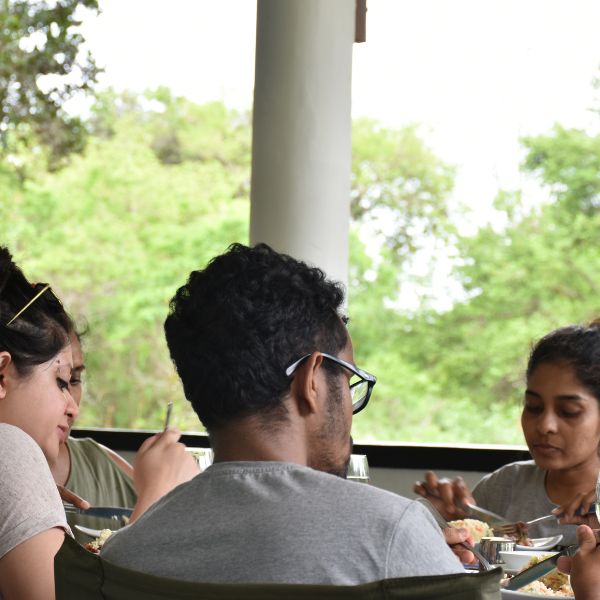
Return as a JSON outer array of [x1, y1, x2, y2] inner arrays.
[[479, 537, 516, 564]]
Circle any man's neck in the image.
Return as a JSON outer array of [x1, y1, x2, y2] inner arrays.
[[210, 417, 307, 465]]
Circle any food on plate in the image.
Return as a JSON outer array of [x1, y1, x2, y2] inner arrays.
[[512, 521, 533, 546], [504, 554, 573, 597], [84, 529, 113, 554], [447, 518, 493, 542], [519, 580, 573, 596]]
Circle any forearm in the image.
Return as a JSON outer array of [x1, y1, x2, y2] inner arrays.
[[0, 528, 64, 600]]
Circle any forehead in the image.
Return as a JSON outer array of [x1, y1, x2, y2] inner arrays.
[[527, 361, 598, 401], [53, 346, 74, 372], [68, 332, 84, 366], [528, 362, 580, 387]]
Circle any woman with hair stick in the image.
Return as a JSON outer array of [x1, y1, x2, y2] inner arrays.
[[415, 321, 600, 546], [0, 251, 79, 599], [0, 248, 198, 600]]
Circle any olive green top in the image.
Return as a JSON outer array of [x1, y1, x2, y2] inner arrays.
[[65, 437, 137, 543]]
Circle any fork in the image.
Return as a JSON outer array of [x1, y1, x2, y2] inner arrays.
[[493, 504, 597, 537], [420, 487, 506, 525]]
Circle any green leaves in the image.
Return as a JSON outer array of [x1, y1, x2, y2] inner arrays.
[[522, 125, 600, 215], [0, 0, 100, 173], [3, 77, 598, 443], [351, 118, 457, 263]]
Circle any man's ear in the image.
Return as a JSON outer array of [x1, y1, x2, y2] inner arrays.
[[0, 352, 13, 400], [290, 352, 324, 416]]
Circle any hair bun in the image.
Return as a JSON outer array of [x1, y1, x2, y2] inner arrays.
[[0, 246, 16, 297]]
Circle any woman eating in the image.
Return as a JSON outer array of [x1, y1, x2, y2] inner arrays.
[[0, 248, 78, 599], [0, 247, 199, 599], [414, 321, 600, 546]]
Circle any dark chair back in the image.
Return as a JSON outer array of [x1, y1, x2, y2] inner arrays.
[[55, 535, 502, 600]]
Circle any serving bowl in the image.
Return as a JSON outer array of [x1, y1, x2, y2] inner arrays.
[[499, 550, 558, 572]]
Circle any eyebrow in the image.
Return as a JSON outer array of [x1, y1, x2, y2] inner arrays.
[[525, 389, 586, 402]]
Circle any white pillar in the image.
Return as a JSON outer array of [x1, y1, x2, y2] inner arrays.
[[250, 0, 354, 291]]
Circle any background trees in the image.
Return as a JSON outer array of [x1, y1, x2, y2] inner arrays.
[[2, 65, 599, 442], [0, 0, 99, 176]]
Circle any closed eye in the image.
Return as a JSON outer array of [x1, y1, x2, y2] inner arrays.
[[57, 377, 70, 391]]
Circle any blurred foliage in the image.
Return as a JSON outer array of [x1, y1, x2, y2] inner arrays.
[[1, 91, 250, 430], [2, 84, 599, 444], [351, 119, 457, 267], [0, 0, 100, 175], [349, 113, 600, 444]]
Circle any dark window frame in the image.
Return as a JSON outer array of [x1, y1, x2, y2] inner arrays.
[[71, 427, 531, 472]]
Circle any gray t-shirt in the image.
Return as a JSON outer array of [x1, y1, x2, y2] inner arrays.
[[473, 460, 578, 546], [103, 461, 461, 584], [0, 423, 70, 559]]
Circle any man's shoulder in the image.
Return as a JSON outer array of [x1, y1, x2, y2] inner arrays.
[[277, 464, 417, 516], [136, 461, 416, 522]]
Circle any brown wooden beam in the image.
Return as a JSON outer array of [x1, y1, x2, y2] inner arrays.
[[355, 0, 367, 43]]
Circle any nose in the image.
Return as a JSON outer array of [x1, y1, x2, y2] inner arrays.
[[536, 409, 558, 434], [65, 390, 79, 421]]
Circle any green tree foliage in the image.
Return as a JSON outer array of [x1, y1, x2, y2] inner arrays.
[[353, 119, 600, 444], [351, 119, 457, 265], [0, 0, 100, 174], [523, 125, 600, 216], [1, 91, 251, 430], [4, 82, 598, 445], [3, 89, 462, 435]]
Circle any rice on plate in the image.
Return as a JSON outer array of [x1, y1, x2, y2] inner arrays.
[[447, 518, 493, 542], [502, 554, 573, 598]]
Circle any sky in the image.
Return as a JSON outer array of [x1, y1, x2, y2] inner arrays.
[[75, 0, 600, 310], [79, 0, 600, 228], [354, 0, 600, 226]]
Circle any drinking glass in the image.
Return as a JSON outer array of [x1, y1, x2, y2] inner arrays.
[[186, 447, 214, 471], [346, 454, 369, 483]]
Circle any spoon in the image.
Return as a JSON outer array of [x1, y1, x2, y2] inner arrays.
[[75, 524, 103, 538]]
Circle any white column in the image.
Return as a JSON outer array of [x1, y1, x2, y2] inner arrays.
[[250, 0, 354, 291]]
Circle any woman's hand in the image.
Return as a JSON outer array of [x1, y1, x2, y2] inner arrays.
[[554, 488, 599, 528], [414, 470, 474, 520], [130, 428, 200, 522], [556, 525, 600, 600], [56, 484, 90, 510]]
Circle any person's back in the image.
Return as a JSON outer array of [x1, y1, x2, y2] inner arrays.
[[102, 243, 464, 584], [103, 461, 460, 583]]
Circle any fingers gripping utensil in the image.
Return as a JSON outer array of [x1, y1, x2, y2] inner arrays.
[[493, 505, 597, 537], [164, 401, 173, 430], [415, 497, 494, 571], [422, 485, 506, 525]]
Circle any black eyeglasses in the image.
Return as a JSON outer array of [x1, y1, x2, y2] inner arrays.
[[285, 352, 376, 415]]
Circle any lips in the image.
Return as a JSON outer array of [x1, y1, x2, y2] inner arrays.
[[531, 443, 561, 456], [57, 425, 68, 443]]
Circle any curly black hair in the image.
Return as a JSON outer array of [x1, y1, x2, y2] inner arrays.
[[527, 320, 600, 402], [0, 247, 73, 376], [164, 243, 348, 431]]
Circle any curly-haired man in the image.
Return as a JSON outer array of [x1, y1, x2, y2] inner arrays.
[[103, 243, 465, 583]]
